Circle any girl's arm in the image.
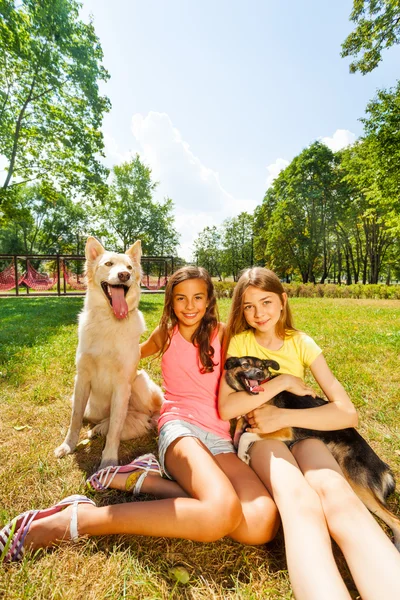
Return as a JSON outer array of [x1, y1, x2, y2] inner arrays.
[[140, 326, 164, 359], [246, 354, 358, 434], [218, 361, 316, 421]]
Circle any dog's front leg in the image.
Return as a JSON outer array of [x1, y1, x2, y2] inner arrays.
[[54, 370, 91, 458], [99, 382, 131, 469]]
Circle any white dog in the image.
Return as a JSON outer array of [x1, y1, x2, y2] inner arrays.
[[55, 236, 163, 469]]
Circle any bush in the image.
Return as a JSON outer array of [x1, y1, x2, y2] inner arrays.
[[216, 281, 399, 300], [213, 281, 236, 298]]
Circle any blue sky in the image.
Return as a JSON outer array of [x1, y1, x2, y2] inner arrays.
[[80, 0, 400, 258]]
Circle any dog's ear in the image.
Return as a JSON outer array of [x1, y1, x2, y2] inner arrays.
[[263, 359, 280, 372], [126, 240, 142, 265], [224, 357, 241, 370], [85, 237, 105, 261]]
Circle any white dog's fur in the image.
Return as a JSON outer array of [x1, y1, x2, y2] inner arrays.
[[54, 236, 163, 469]]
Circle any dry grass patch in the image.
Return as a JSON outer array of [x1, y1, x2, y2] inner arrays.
[[0, 296, 399, 599]]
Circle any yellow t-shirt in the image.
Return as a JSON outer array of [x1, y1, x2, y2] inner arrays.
[[227, 329, 322, 381]]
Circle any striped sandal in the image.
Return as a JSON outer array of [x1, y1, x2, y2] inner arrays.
[[0, 494, 96, 563], [86, 453, 161, 496]]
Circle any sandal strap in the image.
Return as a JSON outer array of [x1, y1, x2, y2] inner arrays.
[[132, 471, 147, 496], [68, 496, 96, 542], [87, 453, 161, 494], [129, 454, 161, 496], [87, 465, 122, 491], [69, 501, 79, 542]]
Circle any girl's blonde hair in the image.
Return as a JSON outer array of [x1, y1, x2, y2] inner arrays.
[[224, 267, 297, 355], [158, 266, 219, 373]]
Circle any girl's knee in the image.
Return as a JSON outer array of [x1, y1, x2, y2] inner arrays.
[[305, 469, 360, 520], [202, 492, 243, 541], [239, 495, 280, 545], [306, 469, 352, 501]]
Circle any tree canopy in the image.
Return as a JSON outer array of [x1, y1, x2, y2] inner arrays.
[[342, 0, 400, 73], [0, 0, 110, 210], [97, 155, 180, 255]]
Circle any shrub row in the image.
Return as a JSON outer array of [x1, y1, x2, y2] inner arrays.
[[213, 281, 237, 298], [213, 281, 400, 299]]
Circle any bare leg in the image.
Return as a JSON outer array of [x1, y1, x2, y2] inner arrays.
[[250, 439, 350, 600], [106, 468, 189, 499], [106, 451, 279, 543], [215, 452, 280, 545], [24, 436, 243, 549], [292, 439, 400, 600]]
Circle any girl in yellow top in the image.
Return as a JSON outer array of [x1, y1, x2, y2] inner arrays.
[[219, 267, 400, 600]]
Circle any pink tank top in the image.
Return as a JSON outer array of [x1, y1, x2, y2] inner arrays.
[[158, 327, 231, 440]]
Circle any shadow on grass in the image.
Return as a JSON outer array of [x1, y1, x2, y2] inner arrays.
[[72, 429, 160, 480], [0, 297, 83, 366], [0, 295, 164, 369], [139, 295, 165, 314]]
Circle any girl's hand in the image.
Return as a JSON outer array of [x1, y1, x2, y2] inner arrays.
[[283, 374, 316, 397], [246, 404, 286, 434]]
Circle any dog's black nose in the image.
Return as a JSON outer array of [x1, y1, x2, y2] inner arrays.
[[118, 271, 130, 282]]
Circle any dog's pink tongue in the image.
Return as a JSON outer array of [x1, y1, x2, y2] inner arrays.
[[110, 286, 128, 319], [252, 385, 264, 393], [249, 379, 264, 393]]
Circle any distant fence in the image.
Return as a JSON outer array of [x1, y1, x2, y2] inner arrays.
[[0, 254, 175, 297]]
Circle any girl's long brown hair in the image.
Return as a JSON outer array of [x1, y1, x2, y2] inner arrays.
[[224, 267, 297, 356], [158, 266, 219, 373]]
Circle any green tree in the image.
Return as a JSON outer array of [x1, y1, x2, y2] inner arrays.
[[0, 184, 90, 254], [253, 188, 294, 280], [258, 142, 341, 283], [221, 213, 254, 280], [145, 197, 180, 257], [0, 0, 110, 209], [342, 0, 400, 74], [361, 81, 400, 204], [341, 138, 398, 284], [100, 155, 179, 255], [193, 225, 222, 279], [338, 82, 400, 283]]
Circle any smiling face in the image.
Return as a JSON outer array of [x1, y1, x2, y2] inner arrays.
[[172, 278, 208, 334], [243, 285, 286, 335]]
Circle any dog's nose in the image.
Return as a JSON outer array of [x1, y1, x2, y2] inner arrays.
[[118, 271, 130, 282]]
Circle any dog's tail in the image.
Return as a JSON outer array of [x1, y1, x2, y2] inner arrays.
[[349, 480, 400, 552]]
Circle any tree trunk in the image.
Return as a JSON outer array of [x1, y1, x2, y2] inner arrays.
[[2, 75, 38, 190]]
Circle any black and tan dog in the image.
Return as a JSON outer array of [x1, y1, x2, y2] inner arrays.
[[225, 355, 400, 550]]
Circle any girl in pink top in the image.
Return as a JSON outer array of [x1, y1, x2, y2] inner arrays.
[[1, 267, 278, 563]]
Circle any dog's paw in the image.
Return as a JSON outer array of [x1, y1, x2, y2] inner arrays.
[[54, 443, 74, 458], [98, 457, 119, 470]]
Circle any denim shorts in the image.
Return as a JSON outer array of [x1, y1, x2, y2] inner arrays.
[[158, 419, 235, 479]]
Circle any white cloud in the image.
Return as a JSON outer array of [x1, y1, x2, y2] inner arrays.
[[265, 158, 289, 188], [320, 129, 356, 152], [102, 117, 357, 261], [131, 112, 236, 214], [103, 134, 135, 165], [128, 111, 255, 260]]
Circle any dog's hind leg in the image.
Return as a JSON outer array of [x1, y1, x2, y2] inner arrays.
[[87, 419, 110, 439], [55, 372, 91, 459], [349, 481, 400, 551], [120, 410, 153, 441], [130, 370, 163, 414]]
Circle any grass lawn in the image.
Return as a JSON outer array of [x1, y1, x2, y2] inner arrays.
[[0, 295, 399, 599]]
